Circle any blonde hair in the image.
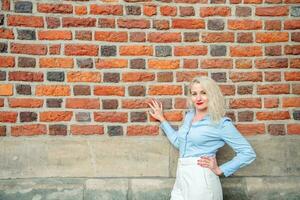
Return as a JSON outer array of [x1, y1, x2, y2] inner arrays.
[[187, 76, 225, 124]]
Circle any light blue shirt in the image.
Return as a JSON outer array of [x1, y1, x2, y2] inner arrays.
[[160, 110, 256, 177]]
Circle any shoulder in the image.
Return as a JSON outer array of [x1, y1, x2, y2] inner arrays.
[[219, 116, 234, 128]]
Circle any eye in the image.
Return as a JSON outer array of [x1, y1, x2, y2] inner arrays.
[[200, 91, 206, 95], [191, 92, 197, 96]]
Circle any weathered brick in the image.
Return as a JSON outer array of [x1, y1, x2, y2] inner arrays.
[[11, 124, 46, 136], [94, 112, 128, 123], [235, 59, 252, 69], [75, 31, 92, 40], [237, 32, 253, 43], [268, 124, 285, 136], [96, 59, 128, 69], [175, 98, 187, 109], [285, 45, 300, 55], [155, 46, 172, 57], [0, 71, 6, 81], [256, 111, 290, 120], [103, 73, 120, 83], [148, 59, 180, 69], [265, 46, 281, 56], [73, 85, 91, 96], [255, 58, 288, 69], [20, 112, 37, 122], [71, 125, 104, 135], [148, 85, 182, 95], [284, 20, 300, 30], [36, 85, 70, 96], [46, 17, 60, 28], [46, 98, 63, 108], [293, 110, 300, 120], [49, 44, 61, 55], [210, 45, 226, 56], [75, 112, 91, 122], [256, 6, 288, 16], [15, 1, 32, 13], [17, 29, 36, 40], [2, 0, 10, 11], [127, 125, 159, 136], [126, 5, 141, 15], [292, 32, 300, 42], [200, 6, 231, 17], [230, 72, 262, 82], [94, 86, 125, 96], [0, 111, 17, 123], [180, 6, 195, 16], [122, 72, 155, 82], [76, 58, 93, 69], [118, 19, 150, 29], [9, 71, 43, 82], [184, 32, 199, 42], [183, 59, 198, 69], [0, 15, 4, 25], [47, 72, 64, 82], [90, 4, 123, 15], [291, 59, 300, 69], [101, 46, 116, 57], [157, 72, 173, 82], [211, 72, 226, 82], [38, 3, 73, 13], [40, 111, 72, 122], [8, 15, 44, 28], [0, 56, 15, 68], [176, 71, 207, 82], [207, 19, 224, 30], [120, 45, 152, 56], [0, 126, 6, 136], [130, 112, 147, 122], [102, 99, 118, 109], [238, 111, 253, 122], [128, 85, 146, 96], [237, 85, 253, 95], [201, 59, 232, 69], [291, 6, 300, 17], [265, 20, 281, 30], [257, 84, 289, 95], [11, 43, 47, 55], [16, 84, 31, 95], [265, 72, 281, 82], [172, 19, 205, 29], [230, 98, 261, 109], [98, 18, 115, 28], [65, 44, 98, 56], [62, 17, 96, 27], [130, 59, 145, 69], [0, 43, 7, 53], [130, 32, 146, 42], [236, 6, 251, 17], [153, 20, 170, 30], [49, 124, 67, 136], [108, 126, 123, 136], [95, 31, 128, 42], [8, 98, 43, 108], [18, 57, 35, 68]]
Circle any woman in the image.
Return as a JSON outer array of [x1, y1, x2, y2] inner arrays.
[[148, 76, 256, 200]]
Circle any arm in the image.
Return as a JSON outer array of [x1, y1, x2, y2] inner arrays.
[[219, 118, 256, 177]]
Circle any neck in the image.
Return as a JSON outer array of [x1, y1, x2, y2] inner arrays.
[[195, 109, 208, 118]]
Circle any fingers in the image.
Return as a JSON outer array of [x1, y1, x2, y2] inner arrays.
[[197, 156, 214, 168]]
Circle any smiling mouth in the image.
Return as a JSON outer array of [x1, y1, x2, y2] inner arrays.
[[196, 102, 203, 105]]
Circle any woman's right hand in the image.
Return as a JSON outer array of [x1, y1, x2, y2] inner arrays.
[[148, 99, 166, 122]]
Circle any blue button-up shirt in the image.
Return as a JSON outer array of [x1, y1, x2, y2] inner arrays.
[[160, 110, 256, 177]]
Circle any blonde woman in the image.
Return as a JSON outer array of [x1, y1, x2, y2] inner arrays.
[[148, 76, 256, 200]]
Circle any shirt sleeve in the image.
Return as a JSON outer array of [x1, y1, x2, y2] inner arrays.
[[219, 118, 256, 177], [160, 111, 193, 149]]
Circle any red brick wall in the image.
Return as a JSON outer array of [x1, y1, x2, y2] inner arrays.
[[0, 0, 299, 137]]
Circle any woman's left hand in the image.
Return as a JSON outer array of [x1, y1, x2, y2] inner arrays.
[[197, 156, 223, 176]]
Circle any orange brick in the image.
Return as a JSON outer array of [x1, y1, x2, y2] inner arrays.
[[229, 98, 262, 109], [63, 17, 96, 27], [7, 15, 44, 28], [201, 59, 233, 69], [144, 5, 157, 16], [11, 43, 47, 55], [39, 57, 74, 68], [220, 85, 235, 96], [0, 84, 13, 96], [65, 44, 98, 56], [66, 98, 100, 109], [172, 19, 205, 29], [0, 112, 17, 123], [257, 84, 289, 95], [36, 85, 70, 96], [8, 98, 43, 108], [244, 0, 262, 3], [291, 58, 300, 68], [256, 111, 290, 120], [49, 45, 61, 55], [37, 3, 73, 13], [202, 32, 234, 43], [148, 59, 180, 69], [282, 97, 300, 107], [95, 31, 128, 42], [148, 85, 182, 95], [94, 112, 128, 123], [174, 46, 207, 56], [230, 46, 262, 57], [0, 56, 15, 68], [75, 5, 87, 15], [11, 124, 47, 136], [176, 71, 207, 82], [287, 124, 300, 135], [38, 30, 72, 40], [236, 124, 265, 136], [264, 98, 279, 108], [163, 111, 183, 122], [40, 111, 73, 122], [285, 72, 300, 81], [236, 59, 252, 69], [0, 28, 14, 39], [117, 19, 150, 29], [228, 20, 262, 30], [122, 99, 149, 109], [67, 72, 101, 82], [127, 125, 159, 136], [256, 32, 288, 43], [0, 99, 4, 107], [119, 46, 153, 56], [256, 6, 289, 16], [71, 125, 104, 135], [148, 32, 181, 43], [284, 20, 300, 30], [95, 59, 128, 69], [175, 98, 188, 109], [90, 4, 123, 15], [200, 6, 231, 17], [230, 72, 262, 82], [255, 58, 288, 69], [2, 0, 10, 10], [160, 6, 177, 16], [94, 86, 125, 96], [122, 72, 155, 82]]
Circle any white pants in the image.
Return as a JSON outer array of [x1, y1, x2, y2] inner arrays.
[[171, 157, 223, 200]]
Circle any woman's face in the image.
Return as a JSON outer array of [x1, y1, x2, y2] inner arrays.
[[190, 83, 209, 112]]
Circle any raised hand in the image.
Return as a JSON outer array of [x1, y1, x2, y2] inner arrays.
[[147, 99, 166, 122]]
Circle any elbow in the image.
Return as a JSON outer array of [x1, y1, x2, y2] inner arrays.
[[247, 149, 256, 164]]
